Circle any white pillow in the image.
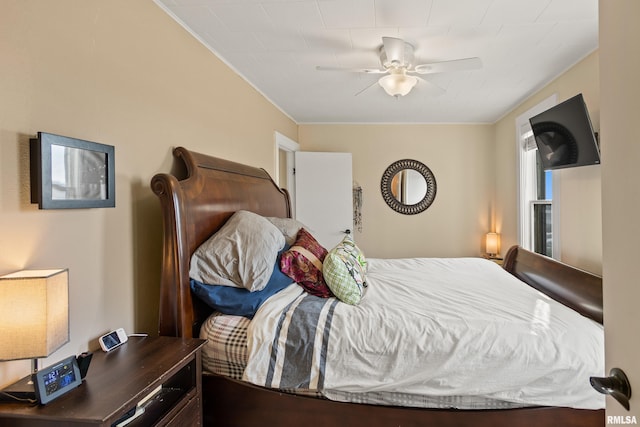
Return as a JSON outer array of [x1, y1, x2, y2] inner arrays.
[[190, 210, 285, 292]]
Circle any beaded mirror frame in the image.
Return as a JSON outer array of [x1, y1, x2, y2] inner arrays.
[[380, 159, 437, 215]]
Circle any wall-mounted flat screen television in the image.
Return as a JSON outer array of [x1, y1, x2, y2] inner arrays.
[[529, 93, 600, 170], [30, 132, 115, 209]]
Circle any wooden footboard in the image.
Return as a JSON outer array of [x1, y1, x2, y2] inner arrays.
[[502, 246, 602, 324]]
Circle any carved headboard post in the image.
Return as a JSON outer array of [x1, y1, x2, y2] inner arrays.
[[151, 171, 195, 337]]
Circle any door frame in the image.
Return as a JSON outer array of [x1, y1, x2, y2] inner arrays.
[[274, 131, 300, 216]]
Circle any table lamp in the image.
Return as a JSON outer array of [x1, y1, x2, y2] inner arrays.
[[0, 269, 69, 397], [485, 232, 500, 259]]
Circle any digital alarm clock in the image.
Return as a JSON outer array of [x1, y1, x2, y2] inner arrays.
[[32, 355, 82, 404]]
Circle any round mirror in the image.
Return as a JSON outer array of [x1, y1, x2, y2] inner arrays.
[[381, 159, 436, 215]]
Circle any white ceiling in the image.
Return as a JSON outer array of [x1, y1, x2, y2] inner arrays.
[[155, 0, 598, 124]]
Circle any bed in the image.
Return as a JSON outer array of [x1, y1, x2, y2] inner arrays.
[[151, 146, 605, 427]]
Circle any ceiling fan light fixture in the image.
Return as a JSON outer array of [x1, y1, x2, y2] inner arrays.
[[378, 72, 418, 97]]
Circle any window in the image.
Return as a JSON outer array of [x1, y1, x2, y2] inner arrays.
[[516, 96, 558, 258]]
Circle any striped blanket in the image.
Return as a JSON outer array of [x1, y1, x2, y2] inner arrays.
[[249, 286, 339, 390]]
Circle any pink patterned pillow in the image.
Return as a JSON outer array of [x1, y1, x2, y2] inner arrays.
[[280, 228, 333, 298]]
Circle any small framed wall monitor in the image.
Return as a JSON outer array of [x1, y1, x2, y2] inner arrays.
[[32, 356, 82, 405], [30, 132, 116, 209]]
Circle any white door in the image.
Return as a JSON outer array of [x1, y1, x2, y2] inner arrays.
[[294, 152, 353, 249]]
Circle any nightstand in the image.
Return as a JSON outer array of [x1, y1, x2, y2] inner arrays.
[[0, 336, 206, 427], [484, 256, 504, 266]]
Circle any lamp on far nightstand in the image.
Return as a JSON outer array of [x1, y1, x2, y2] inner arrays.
[[0, 269, 69, 398], [485, 232, 501, 259]]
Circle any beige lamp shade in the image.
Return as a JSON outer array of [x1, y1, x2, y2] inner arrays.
[[0, 269, 69, 361], [485, 232, 500, 257]]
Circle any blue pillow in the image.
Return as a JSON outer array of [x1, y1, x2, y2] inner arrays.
[[190, 246, 293, 318]]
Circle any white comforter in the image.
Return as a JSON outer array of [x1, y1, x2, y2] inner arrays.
[[243, 257, 605, 409]]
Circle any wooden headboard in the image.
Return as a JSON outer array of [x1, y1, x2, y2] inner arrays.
[[151, 147, 291, 338]]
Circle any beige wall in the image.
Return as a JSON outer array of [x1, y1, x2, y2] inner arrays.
[[0, 0, 296, 387], [494, 52, 602, 274], [300, 54, 601, 269], [299, 124, 495, 258], [600, 0, 640, 422]]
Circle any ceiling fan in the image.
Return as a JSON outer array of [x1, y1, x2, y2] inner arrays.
[[316, 37, 482, 98]]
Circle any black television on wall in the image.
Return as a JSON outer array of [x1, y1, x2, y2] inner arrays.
[[30, 132, 116, 209], [529, 93, 600, 171]]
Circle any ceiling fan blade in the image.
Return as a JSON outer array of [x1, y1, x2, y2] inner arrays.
[[382, 37, 406, 64], [415, 76, 446, 96], [316, 65, 387, 74], [413, 57, 482, 74], [354, 79, 381, 97]]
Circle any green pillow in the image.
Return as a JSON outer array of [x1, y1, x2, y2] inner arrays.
[[323, 235, 367, 305]]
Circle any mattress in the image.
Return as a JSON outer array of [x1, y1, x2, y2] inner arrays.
[[200, 311, 531, 409], [199, 257, 604, 410], [243, 257, 605, 410], [200, 312, 250, 380]]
